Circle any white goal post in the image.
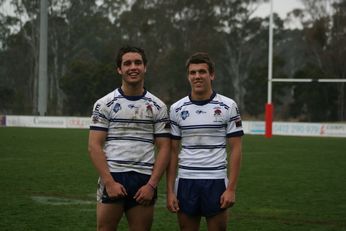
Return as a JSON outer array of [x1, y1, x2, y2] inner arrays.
[[266, 78, 346, 138], [272, 79, 346, 83], [265, 0, 346, 138]]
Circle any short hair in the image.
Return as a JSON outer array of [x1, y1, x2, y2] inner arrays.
[[185, 52, 215, 74], [116, 45, 147, 68]]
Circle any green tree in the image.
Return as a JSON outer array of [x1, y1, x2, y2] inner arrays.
[[61, 55, 120, 116], [244, 55, 287, 119], [288, 0, 346, 121]]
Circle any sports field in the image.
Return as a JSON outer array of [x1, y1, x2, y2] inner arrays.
[[0, 127, 345, 231]]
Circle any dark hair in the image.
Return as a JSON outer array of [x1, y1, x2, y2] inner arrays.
[[116, 46, 147, 68], [185, 52, 215, 74]]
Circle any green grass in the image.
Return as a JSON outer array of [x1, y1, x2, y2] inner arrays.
[[0, 127, 345, 231]]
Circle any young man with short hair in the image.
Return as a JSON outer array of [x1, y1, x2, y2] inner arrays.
[[88, 46, 170, 231], [167, 52, 244, 231]]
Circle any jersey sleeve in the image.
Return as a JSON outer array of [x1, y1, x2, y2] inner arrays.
[[226, 101, 244, 137], [169, 104, 182, 139], [90, 99, 109, 132], [154, 104, 170, 137]]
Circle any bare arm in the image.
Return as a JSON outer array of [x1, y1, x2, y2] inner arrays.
[[166, 139, 180, 212], [220, 136, 242, 208], [134, 136, 170, 204], [148, 136, 171, 187], [88, 130, 127, 197]]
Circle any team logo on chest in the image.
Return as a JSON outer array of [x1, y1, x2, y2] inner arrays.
[[181, 110, 190, 120], [113, 103, 122, 113], [145, 103, 154, 118], [213, 107, 223, 122]]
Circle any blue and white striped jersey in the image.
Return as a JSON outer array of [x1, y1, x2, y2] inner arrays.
[[90, 88, 170, 175], [170, 91, 244, 179]]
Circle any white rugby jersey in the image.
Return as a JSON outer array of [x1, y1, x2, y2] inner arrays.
[[90, 88, 170, 175], [170, 91, 244, 179]]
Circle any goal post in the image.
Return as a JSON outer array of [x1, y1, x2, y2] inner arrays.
[[265, 0, 346, 138], [265, 78, 346, 138]]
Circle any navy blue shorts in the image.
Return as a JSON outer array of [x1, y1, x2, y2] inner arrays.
[[176, 178, 227, 217], [97, 171, 157, 210]]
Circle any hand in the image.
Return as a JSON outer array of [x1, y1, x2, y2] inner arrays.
[[166, 192, 179, 213], [133, 184, 155, 206], [105, 181, 127, 198], [220, 189, 235, 209]]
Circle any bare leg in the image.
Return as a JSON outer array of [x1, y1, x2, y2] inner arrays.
[[177, 212, 201, 231], [206, 210, 228, 231], [96, 202, 124, 231], [126, 205, 154, 231]]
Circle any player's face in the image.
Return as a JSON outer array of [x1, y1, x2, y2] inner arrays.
[[188, 63, 214, 95], [117, 52, 146, 85]]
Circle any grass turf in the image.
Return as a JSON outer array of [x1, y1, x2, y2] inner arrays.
[[0, 127, 345, 230]]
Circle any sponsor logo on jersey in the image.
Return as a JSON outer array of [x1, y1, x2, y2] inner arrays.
[[181, 110, 190, 120], [128, 104, 139, 109], [196, 110, 206, 114]]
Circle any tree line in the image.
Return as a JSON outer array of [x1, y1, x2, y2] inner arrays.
[[0, 0, 345, 122]]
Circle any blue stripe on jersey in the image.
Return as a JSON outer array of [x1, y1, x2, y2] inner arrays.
[[143, 97, 162, 110], [175, 101, 194, 112], [226, 130, 244, 137], [170, 134, 181, 140], [209, 100, 230, 110], [106, 97, 118, 107], [90, 126, 108, 131], [108, 159, 154, 167], [229, 115, 241, 121], [179, 165, 227, 171], [181, 124, 226, 130], [156, 118, 169, 123], [182, 144, 226, 149], [106, 136, 154, 144], [154, 133, 171, 138], [92, 111, 108, 120], [109, 118, 154, 124], [171, 120, 179, 126]]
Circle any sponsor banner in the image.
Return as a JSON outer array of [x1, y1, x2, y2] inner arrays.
[[6, 116, 66, 128], [242, 121, 265, 135], [243, 121, 346, 137], [320, 124, 346, 137], [274, 122, 346, 137], [273, 122, 322, 137], [5, 116, 90, 129], [65, 117, 90, 129], [3, 116, 346, 137]]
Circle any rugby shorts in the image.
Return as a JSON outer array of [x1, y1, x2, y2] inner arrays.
[[97, 171, 157, 210], [176, 178, 227, 217]]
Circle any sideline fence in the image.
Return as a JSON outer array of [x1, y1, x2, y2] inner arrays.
[[1, 115, 346, 138]]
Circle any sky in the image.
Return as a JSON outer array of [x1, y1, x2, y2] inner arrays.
[[1, 0, 304, 18], [1, 0, 305, 28], [253, 0, 305, 28], [1, 0, 305, 18], [254, 0, 304, 18]]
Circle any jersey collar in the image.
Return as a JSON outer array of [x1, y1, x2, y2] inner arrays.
[[118, 87, 147, 101], [189, 90, 216, 105]]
